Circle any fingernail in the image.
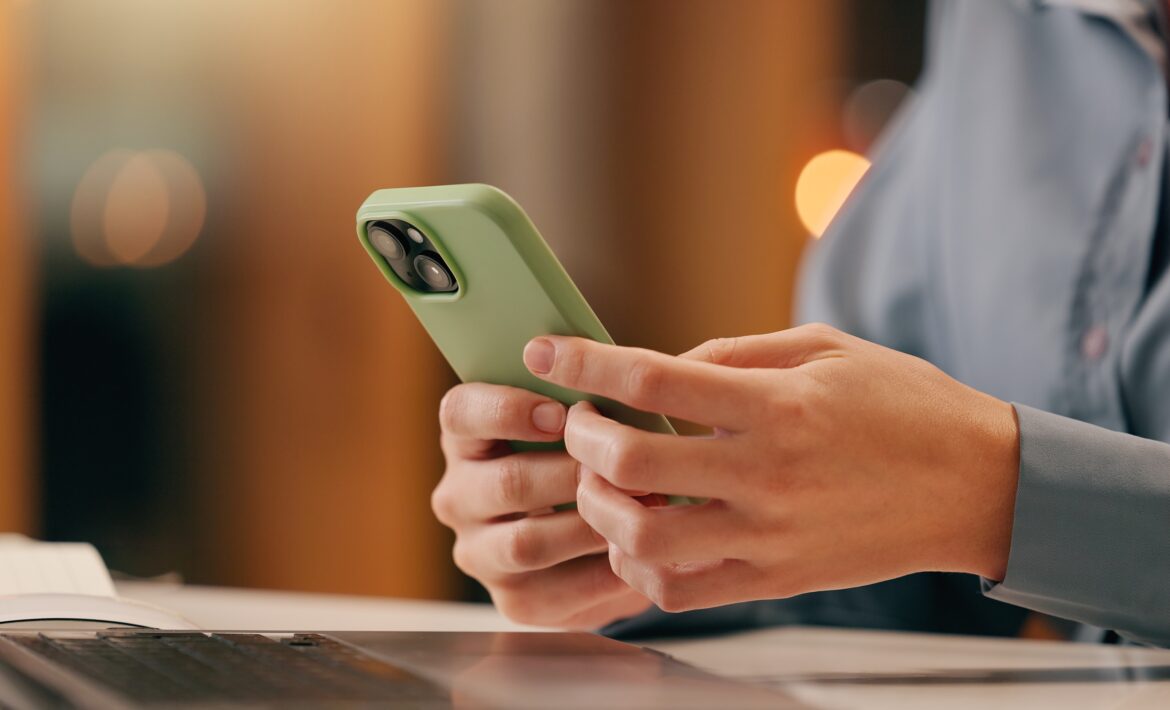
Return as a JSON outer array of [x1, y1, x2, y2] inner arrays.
[[524, 338, 555, 375], [532, 401, 565, 433]]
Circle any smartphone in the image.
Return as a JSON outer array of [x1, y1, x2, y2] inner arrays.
[[356, 183, 676, 443]]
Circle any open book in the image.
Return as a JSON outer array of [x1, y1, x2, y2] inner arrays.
[[0, 534, 116, 597], [0, 535, 195, 629]]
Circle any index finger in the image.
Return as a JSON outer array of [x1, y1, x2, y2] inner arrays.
[[523, 336, 759, 429], [439, 382, 567, 460]]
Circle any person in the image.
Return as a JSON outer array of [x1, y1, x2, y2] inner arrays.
[[429, 0, 1170, 646]]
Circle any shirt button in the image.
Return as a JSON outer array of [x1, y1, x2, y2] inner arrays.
[[1081, 325, 1109, 362], [1135, 136, 1154, 168]]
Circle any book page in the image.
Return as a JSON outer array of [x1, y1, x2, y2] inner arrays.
[[0, 534, 116, 597]]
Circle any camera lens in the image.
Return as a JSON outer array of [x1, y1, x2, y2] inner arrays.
[[368, 223, 406, 261], [414, 253, 456, 291]]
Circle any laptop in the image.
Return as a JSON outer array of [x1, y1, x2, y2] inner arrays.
[[0, 629, 799, 708]]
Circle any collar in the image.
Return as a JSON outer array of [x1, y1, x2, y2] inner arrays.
[[1026, 0, 1165, 73]]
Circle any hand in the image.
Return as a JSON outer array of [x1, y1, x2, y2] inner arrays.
[[522, 324, 1020, 613], [432, 382, 652, 628]]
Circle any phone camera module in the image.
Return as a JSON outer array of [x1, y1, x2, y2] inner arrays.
[[367, 219, 459, 293], [368, 223, 406, 261], [414, 253, 457, 292]]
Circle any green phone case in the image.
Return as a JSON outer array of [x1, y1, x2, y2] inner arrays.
[[356, 183, 676, 442]]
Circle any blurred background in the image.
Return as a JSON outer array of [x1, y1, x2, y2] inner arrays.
[[0, 0, 924, 601]]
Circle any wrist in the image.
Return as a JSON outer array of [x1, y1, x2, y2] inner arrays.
[[964, 397, 1021, 580]]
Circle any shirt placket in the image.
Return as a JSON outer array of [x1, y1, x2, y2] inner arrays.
[[1066, 114, 1165, 429]]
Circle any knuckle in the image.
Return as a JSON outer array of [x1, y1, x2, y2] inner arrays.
[[649, 569, 692, 613], [602, 558, 630, 593], [702, 337, 737, 365], [800, 321, 837, 338], [437, 387, 465, 432], [639, 566, 668, 609], [556, 343, 587, 383], [486, 392, 518, 430], [584, 556, 624, 598], [494, 458, 531, 512], [575, 553, 624, 602], [490, 573, 521, 595], [623, 357, 664, 408], [798, 322, 842, 348], [451, 539, 475, 576], [430, 482, 457, 526], [502, 520, 544, 570], [607, 541, 626, 577], [605, 433, 648, 490], [656, 590, 693, 614], [493, 577, 566, 627], [624, 513, 666, 560], [490, 590, 533, 625]]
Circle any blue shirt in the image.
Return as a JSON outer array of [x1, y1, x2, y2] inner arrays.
[[608, 0, 1170, 645], [801, 0, 1170, 645]]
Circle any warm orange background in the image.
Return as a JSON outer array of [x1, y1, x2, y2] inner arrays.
[[0, 2, 36, 536], [1, 1, 922, 600]]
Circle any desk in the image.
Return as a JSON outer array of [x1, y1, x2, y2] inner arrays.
[[117, 581, 1170, 709]]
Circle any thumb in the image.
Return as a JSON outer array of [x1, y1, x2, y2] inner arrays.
[[678, 324, 847, 369]]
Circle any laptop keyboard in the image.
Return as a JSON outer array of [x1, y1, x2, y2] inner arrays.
[[3, 631, 450, 705]]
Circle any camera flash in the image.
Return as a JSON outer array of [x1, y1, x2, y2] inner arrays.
[[407, 227, 425, 244]]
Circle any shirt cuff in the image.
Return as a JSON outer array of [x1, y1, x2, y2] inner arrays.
[[981, 404, 1170, 645]]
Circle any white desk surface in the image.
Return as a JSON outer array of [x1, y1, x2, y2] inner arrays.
[[117, 581, 1170, 709]]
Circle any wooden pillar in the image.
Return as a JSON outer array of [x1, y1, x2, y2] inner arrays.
[[0, 2, 35, 535], [599, 0, 844, 354], [190, 0, 457, 599]]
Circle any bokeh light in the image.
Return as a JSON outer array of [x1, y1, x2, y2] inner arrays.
[[71, 148, 206, 268], [135, 150, 207, 268], [104, 152, 170, 265], [795, 149, 870, 238], [71, 149, 132, 267]]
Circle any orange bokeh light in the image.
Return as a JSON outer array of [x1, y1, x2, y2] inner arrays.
[[795, 149, 871, 238], [104, 152, 171, 265], [71, 148, 206, 268]]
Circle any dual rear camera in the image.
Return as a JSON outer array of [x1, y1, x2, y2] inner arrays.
[[366, 220, 458, 293]]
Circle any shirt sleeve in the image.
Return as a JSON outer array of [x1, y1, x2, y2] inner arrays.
[[981, 404, 1170, 646]]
